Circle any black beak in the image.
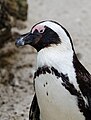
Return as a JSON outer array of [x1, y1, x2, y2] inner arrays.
[[15, 32, 41, 47]]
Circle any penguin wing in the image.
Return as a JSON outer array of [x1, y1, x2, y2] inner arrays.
[[78, 72, 91, 110], [29, 94, 40, 120], [73, 56, 91, 110], [74, 61, 91, 110]]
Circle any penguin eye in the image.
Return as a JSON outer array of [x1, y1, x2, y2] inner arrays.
[[39, 29, 45, 33]]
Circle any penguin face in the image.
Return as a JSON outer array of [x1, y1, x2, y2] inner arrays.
[[15, 20, 74, 52]]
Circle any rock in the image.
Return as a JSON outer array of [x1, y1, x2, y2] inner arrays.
[[5, 0, 19, 18], [0, 0, 30, 101], [0, 27, 12, 47], [5, 0, 28, 21], [16, 0, 28, 21], [0, 0, 28, 48], [0, 0, 12, 47]]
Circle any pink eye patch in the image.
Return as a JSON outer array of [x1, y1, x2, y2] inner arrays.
[[32, 25, 45, 33]]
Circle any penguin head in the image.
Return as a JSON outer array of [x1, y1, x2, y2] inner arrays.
[[15, 20, 74, 52]]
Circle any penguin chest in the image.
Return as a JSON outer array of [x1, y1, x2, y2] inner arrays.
[[35, 73, 85, 120]]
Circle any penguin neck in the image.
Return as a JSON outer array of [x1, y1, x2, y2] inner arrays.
[[37, 44, 79, 89], [37, 44, 75, 76]]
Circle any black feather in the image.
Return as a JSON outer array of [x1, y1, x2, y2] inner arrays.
[[29, 94, 40, 120]]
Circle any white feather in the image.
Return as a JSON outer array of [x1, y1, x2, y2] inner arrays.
[[35, 73, 85, 120], [37, 44, 79, 90]]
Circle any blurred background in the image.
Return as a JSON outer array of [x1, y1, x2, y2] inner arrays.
[[0, 0, 91, 120]]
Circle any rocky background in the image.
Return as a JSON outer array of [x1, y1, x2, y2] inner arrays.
[[0, 0, 91, 120], [0, 0, 35, 120]]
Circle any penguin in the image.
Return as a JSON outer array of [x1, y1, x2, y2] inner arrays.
[[15, 20, 91, 120]]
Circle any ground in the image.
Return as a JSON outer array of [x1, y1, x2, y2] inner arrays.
[[0, 0, 91, 120]]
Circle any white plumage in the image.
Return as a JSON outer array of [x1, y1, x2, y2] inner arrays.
[[35, 73, 85, 120]]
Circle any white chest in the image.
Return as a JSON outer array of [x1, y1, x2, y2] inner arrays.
[[35, 73, 85, 120]]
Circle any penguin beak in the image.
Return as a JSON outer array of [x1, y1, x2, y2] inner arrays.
[[15, 32, 42, 47]]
